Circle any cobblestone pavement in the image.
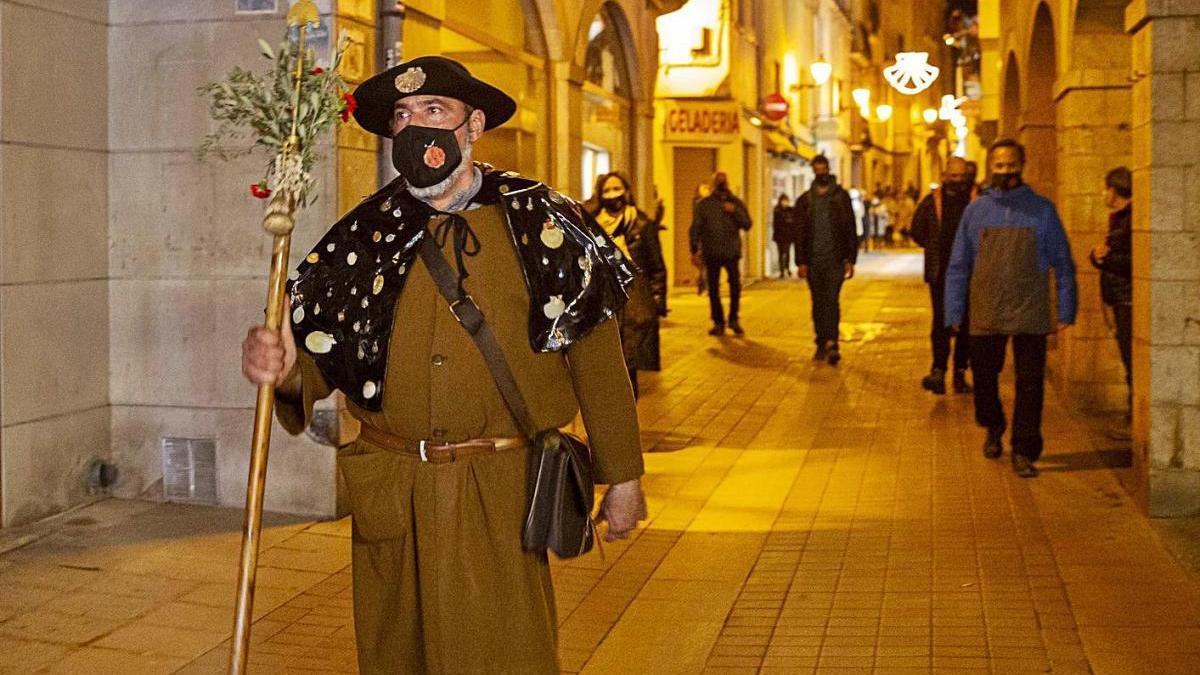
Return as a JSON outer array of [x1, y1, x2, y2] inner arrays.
[[2, 253, 1198, 674]]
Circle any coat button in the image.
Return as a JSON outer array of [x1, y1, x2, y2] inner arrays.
[[431, 354, 446, 366]]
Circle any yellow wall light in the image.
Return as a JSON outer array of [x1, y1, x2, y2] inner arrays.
[[875, 104, 893, 122]]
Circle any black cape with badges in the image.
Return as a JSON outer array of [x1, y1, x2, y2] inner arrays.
[[287, 165, 636, 411]]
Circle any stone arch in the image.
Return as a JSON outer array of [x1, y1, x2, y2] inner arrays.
[[525, 0, 565, 61], [1002, 51, 1022, 140], [1022, 2, 1057, 199], [576, 1, 644, 101], [1068, 0, 1130, 75]]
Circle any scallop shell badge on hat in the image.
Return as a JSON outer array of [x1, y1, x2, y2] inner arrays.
[[394, 67, 426, 93]]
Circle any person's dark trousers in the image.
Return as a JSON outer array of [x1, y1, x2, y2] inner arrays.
[[806, 260, 844, 346], [706, 257, 741, 326], [930, 278, 970, 372], [970, 334, 1048, 461], [777, 242, 792, 277], [1113, 303, 1133, 392]]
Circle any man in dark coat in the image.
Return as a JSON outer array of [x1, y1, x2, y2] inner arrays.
[[1089, 166, 1133, 408], [795, 155, 858, 365], [912, 156, 978, 395], [690, 172, 752, 336]]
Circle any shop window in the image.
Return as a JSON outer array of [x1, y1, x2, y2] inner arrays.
[[581, 144, 611, 200], [584, 3, 631, 98]]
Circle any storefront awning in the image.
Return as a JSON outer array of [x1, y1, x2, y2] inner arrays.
[[765, 129, 816, 161]]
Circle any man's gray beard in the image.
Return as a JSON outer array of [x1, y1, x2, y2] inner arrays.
[[407, 139, 473, 201]]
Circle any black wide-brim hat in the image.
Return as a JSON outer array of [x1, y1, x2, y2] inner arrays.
[[352, 55, 517, 137]]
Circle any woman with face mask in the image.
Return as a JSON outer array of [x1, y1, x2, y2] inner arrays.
[[584, 172, 668, 398]]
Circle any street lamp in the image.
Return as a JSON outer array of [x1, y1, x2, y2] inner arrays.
[[809, 56, 832, 86], [922, 107, 938, 124], [852, 87, 871, 109], [875, 104, 893, 122]]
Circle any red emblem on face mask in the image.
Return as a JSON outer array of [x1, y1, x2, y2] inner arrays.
[[423, 145, 446, 169]]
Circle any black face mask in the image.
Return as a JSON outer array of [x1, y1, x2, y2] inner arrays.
[[601, 196, 627, 213], [392, 117, 468, 188], [942, 180, 969, 196], [990, 172, 1023, 191]]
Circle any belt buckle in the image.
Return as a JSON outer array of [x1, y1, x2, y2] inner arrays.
[[448, 295, 475, 326], [419, 439, 430, 462]]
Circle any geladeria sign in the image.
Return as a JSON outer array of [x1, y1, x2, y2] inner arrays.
[[663, 101, 741, 142]]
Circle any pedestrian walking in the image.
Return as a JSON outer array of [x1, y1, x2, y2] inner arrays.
[[772, 194, 798, 278], [911, 156, 978, 395], [944, 138, 1078, 478], [585, 172, 668, 398], [1089, 166, 1133, 412], [240, 55, 647, 673], [692, 181, 712, 295], [690, 171, 752, 336], [795, 155, 858, 365]]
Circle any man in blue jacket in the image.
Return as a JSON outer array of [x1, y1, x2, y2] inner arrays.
[[944, 139, 1077, 478]]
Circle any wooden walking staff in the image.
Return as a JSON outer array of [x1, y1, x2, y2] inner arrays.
[[229, 2, 320, 672]]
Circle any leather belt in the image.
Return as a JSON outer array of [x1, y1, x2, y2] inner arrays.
[[359, 425, 526, 464]]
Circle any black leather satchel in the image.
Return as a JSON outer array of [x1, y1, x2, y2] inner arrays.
[[418, 226, 595, 559]]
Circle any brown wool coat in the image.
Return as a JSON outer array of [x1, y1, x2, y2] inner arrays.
[[277, 203, 645, 674]]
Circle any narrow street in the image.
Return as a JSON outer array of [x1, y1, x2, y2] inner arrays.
[[2, 253, 1197, 674]]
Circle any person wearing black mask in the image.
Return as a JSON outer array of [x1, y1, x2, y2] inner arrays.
[[772, 194, 798, 278], [944, 138, 1077, 478], [585, 172, 668, 397], [690, 171, 753, 336], [242, 56, 648, 672], [795, 155, 858, 365], [912, 157, 979, 394]]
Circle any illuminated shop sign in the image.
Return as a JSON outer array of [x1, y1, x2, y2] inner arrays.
[[664, 102, 740, 141]]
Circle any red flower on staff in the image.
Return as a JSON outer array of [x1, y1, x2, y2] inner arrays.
[[250, 181, 272, 199], [424, 145, 446, 169], [340, 92, 357, 122], [311, 67, 325, 75]]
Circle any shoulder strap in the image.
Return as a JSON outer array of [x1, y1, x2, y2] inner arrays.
[[417, 227, 540, 440]]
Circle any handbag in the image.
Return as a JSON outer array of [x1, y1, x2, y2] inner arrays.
[[417, 226, 596, 559]]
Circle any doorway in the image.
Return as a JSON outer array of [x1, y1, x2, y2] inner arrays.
[[672, 147, 718, 288]]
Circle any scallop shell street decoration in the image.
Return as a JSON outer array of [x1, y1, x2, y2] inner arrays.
[[883, 52, 940, 95]]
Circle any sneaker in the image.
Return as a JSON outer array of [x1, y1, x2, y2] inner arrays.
[[1012, 454, 1039, 478], [953, 369, 974, 394], [826, 345, 841, 366], [922, 368, 947, 395], [708, 324, 725, 336], [813, 344, 828, 361], [983, 428, 1003, 459], [729, 322, 745, 336]]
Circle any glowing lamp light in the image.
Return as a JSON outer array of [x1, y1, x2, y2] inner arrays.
[[851, 88, 871, 109], [938, 94, 964, 120], [809, 56, 833, 86], [875, 104, 893, 122], [883, 52, 940, 95], [922, 107, 938, 124]]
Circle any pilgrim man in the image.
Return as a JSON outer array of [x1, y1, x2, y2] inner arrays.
[[241, 56, 647, 674]]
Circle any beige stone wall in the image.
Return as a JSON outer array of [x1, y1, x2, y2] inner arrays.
[[0, 1, 111, 526], [106, 0, 337, 517], [1126, 0, 1200, 515]]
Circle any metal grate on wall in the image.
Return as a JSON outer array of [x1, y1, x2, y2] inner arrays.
[[161, 437, 218, 504]]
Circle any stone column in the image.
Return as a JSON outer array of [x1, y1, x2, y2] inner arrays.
[[1054, 71, 1132, 412], [1126, 0, 1200, 515]]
